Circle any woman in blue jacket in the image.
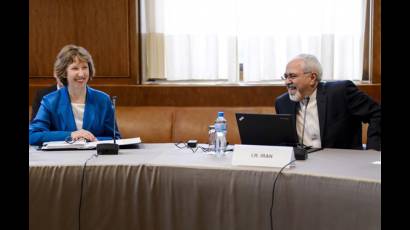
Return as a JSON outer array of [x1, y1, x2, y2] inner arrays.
[[29, 44, 121, 146]]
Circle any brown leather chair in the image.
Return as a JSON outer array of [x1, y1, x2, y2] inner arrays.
[[172, 107, 275, 144], [29, 105, 369, 145], [362, 123, 368, 146], [116, 106, 175, 143]]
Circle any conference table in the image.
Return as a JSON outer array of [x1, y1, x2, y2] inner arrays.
[[29, 143, 380, 230]]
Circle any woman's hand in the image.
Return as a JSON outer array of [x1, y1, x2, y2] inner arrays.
[[71, 129, 96, 142]]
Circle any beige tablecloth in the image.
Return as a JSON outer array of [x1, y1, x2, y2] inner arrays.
[[29, 144, 381, 230]]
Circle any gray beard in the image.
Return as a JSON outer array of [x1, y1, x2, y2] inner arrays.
[[289, 93, 302, 102]]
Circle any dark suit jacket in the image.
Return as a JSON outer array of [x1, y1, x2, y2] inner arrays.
[[275, 80, 381, 150], [31, 85, 57, 121]]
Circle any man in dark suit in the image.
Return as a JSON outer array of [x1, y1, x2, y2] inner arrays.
[[275, 54, 381, 150], [30, 74, 63, 121]]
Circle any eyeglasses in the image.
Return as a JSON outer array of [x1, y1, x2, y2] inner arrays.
[[65, 136, 75, 144], [281, 71, 312, 80], [65, 136, 87, 144]]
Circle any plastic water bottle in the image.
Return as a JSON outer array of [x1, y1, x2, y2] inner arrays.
[[214, 112, 227, 157], [208, 125, 216, 152]]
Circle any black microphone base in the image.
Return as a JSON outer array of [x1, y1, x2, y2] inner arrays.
[[293, 146, 308, 160], [97, 143, 119, 155]]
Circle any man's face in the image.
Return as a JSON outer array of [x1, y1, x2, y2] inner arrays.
[[284, 59, 314, 102]]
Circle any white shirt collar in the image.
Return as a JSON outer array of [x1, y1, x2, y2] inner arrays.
[[300, 88, 317, 106]]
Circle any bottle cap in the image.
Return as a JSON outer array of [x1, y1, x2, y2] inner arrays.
[[218, 111, 224, 117]]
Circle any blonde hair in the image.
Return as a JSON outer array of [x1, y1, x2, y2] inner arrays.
[[54, 44, 95, 86]]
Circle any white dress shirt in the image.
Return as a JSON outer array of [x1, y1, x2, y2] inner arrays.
[[296, 89, 322, 148]]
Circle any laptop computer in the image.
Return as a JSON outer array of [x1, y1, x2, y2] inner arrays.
[[235, 113, 298, 146]]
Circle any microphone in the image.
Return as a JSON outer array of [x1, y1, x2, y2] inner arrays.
[[294, 96, 310, 160], [112, 96, 117, 145], [96, 96, 119, 155]]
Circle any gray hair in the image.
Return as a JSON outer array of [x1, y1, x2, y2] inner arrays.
[[294, 54, 323, 82]]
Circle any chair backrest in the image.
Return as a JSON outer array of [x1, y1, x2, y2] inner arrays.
[[172, 106, 275, 144], [29, 105, 369, 145], [116, 106, 175, 143]]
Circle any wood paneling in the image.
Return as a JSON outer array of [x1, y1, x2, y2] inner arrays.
[[29, 0, 381, 92], [373, 0, 381, 83], [29, 0, 139, 84], [130, 0, 140, 84], [362, 0, 370, 81], [29, 84, 381, 107]]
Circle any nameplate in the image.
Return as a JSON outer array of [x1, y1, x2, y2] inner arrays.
[[232, 145, 294, 168]]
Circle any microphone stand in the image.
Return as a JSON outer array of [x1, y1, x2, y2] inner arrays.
[[294, 96, 310, 160], [97, 96, 119, 155]]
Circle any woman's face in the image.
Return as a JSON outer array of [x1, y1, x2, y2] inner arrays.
[[66, 57, 89, 89]]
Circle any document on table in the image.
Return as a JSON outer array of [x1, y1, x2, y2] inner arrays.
[[41, 137, 141, 150]]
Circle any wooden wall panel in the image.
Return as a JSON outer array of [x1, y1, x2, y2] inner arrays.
[[29, 0, 138, 83], [29, 0, 380, 103], [29, 84, 381, 107], [373, 0, 381, 83], [29, 0, 75, 76]]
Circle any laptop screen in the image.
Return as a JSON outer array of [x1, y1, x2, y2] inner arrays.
[[235, 113, 298, 146]]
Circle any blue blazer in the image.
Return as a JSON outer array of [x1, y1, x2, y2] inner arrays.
[[29, 86, 121, 146], [275, 80, 381, 150]]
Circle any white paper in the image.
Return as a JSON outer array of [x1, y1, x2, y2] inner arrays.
[[85, 137, 141, 148], [41, 139, 89, 150], [232, 144, 294, 168], [41, 137, 141, 150]]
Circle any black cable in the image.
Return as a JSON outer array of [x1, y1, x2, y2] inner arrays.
[[269, 159, 296, 230], [175, 142, 200, 153], [174, 142, 187, 149], [175, 142, 229, 153], [78, 153, 98, 230], [307, 148, 323, 154], [197, 145, 211, 152]]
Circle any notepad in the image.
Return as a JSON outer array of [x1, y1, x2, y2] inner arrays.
[[41, 137, 141, 150]]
